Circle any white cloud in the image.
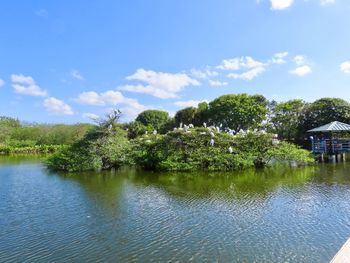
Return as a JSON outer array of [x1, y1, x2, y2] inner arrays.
[[82, 113, 99, 120], [76, 90, 147, 119], [320, 0, 335, 6], [293, 55, 306, 66], [227, 67, 266, 80], [190, 67, 219, 79], [11, 74, 35, 85], [209, 80, 228, 86], [289, 65, 312, 76], [174, 100, 208, 108], [0, 79, 4, 87], [217, 56, 264, 71], [271, 52, 288, 64], [270, 0, 294, 10], [71, 70, 84, 80], [340, 61, 350, 74], [119, 68, 200, 99], [11, 74, 47, 97], [35, 9, 48, 18], [76, 90, 137, 106], [43, 97, 73, 115]]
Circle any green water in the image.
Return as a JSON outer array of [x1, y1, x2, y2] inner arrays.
[[1, 157, 350, 262]]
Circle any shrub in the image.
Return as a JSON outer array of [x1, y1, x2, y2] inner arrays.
[[46, 127, 131, 172], [131, 128, 310, 171]]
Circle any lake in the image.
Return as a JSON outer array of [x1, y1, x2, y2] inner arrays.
[[1, 156, 350, 262]]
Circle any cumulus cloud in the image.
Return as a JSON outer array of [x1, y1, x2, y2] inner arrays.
[[209, 80, 228, 86], [118, 69, 200, 99], [43, 97, 73, 115], [293, 55, 306, 66], [174, 100, 208, 108], [340, 61, 350, 74], [76, 90, 147, 119], [0, 78, 4, 87], [190, 67, 219, 79], [11, 74, 47, 96], [71, 70, 84, 80], [289, 65, 312, 76], [216, 56, 267, 81], [270, 0, 294, 10], [217, 56, 264, 71], [227, 67, 266, 80], [76, 90, 136, 106], [271, 52, 288, 64]]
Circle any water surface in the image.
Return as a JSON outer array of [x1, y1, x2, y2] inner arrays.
[[1, 157, 350, 262]]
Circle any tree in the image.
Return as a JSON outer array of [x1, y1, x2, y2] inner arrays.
[[270, 99, 305, 142], [135, 110, 170, 131], [174, 107, 197, 127], [298, 98, 350, 133], [0, 116, 21, 142], [194, 101, 210, 126], [208, 94, 268, 131]]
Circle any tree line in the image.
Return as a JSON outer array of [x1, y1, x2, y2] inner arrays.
[[126, 95, 350, 145], [1, 93, 350, 154]]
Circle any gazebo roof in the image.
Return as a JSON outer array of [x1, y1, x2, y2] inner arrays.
[[307, 121, 350, 133]]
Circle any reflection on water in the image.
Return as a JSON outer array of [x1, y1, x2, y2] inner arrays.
[[1, 157, 350, 262]]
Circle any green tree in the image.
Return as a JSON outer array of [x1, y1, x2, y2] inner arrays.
[[0, 116, 20, 142], [174, 107, 197, 127], [298, 98, 350, 133], [135, 110, 170, 131], [47, 109, 130, 172], [270, 99, 305, 142], [194, 101, 210, 126], [209, 94, 268, 131], [126, 121, 153, 139]]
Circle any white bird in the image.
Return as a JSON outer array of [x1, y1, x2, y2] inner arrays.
[[145, 131, 148, 135], [203, 122, 207, 128], [228, 146, 233, 153], [210, 131, 215, 138], [210, 138, 215, 146], [153, 130, 157, 135]]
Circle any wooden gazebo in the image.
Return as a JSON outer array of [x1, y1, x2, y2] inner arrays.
[[308, 121, 350, 159]]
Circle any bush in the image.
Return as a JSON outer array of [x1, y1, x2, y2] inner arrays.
[[46, 127, 131, 172], [131, 128, 312, 171]]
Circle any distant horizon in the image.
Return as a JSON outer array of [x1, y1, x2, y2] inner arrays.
[[1, 0, 350, 124]]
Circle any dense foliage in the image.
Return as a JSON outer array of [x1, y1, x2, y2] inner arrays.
[[135, 110, 170, 131], [47, 111, 131, 172], [269, 99, 305, 142], [0, 116, 94, 154], [298, 98, 350, 134], [46, 127, 130, 172], [131, 128, 314, 171], [209, 94, 268, 131]]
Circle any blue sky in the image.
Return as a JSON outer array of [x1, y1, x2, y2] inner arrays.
[[1, 0, 350, 123]]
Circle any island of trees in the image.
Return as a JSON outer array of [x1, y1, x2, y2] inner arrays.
[[1, 94, 350, 172]]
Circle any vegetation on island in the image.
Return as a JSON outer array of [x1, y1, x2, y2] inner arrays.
[[3, 94, 350, 172], [0, 116, 93, 154]]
